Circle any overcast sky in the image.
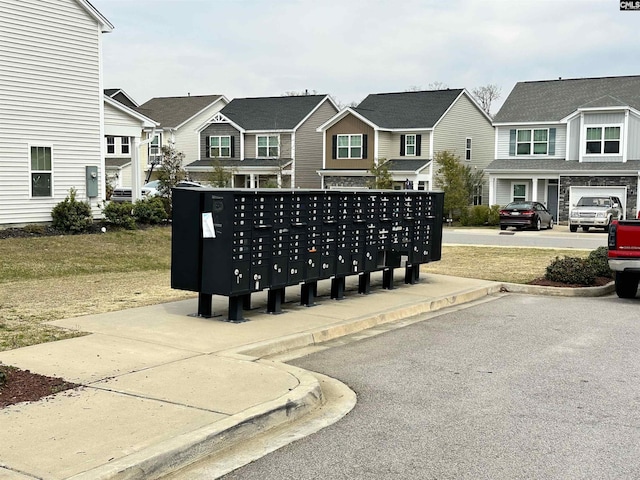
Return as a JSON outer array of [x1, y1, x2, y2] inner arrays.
[[92, 0, 640, 114]]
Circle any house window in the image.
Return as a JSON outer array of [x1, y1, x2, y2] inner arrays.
[[405, 134, 416, 156], [257, 135, 279, 157], [30, 146, 52, 197], [517, 129, 548, 155], [106, 136, 115, 154], [466, 137, 472, 161], [121, 137, 130, 154], [472, 183, 482, 205], [586, 126, 621, 154], [149, 133, 162, 165], [210, 136, 231, 158], [512, 183, 527, 202], [337, 134, 362, 159]]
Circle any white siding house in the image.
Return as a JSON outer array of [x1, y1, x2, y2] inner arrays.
[[0, 0, 113, 226]]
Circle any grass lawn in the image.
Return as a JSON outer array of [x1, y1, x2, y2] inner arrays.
[[0, 226, 591, 352]]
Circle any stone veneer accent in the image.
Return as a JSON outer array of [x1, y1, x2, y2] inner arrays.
[[558, 175, 638, 222]]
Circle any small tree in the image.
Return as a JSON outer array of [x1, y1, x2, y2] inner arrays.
[[464, 165, 485, 205], [209, 159, 233, 187], [434, 151, 469, 219], [367, 159, 393, 189], [156, 143, 187, 215]]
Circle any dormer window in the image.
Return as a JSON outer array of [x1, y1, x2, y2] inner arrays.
[[586, 126, 620, 154]]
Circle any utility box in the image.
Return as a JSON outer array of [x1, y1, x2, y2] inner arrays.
[[86, 166, 99, 198], [171, 188, 444, 320]]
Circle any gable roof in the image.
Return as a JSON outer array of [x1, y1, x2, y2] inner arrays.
[[352, 89, 465, 129], [104, 95, 158, 128], [104, 88, 139, 108], [78, 0, 113, 32], [136, 95, 226, 129], [494, 75, 640, 123], [220, 95, 331, 131]]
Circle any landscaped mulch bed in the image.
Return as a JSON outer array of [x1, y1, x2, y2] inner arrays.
[[0, 365, 80, 408]]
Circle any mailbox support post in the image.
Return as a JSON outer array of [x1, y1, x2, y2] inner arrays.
[[331, 276, 346, 300], [197, 293, 213, 318], [382, 268, 394, 290], [227, 296, 246, 323], [358, 272, 371, 294], [267, 288, 285, 314], [301, 281, 317, 307]]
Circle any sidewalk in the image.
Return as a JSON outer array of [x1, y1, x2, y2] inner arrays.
[[0, 272, 611, 479]]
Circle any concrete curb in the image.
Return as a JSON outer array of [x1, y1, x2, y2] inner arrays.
[[67, 362, 323, 480], [238, 282, 505, 359], [500, 281, 615, 297]]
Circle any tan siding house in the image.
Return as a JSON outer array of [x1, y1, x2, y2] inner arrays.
[[0, 0, 113, 225], [318, 89, 494, 194]]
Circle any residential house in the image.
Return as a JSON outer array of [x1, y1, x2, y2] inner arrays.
[[316, 89, 495, 201], [487, 75, 640, 222], [135, 95, 229, 182], [185, 95, 339, 188], [0, 0, 113, 226], [103, 91, 158, 193]]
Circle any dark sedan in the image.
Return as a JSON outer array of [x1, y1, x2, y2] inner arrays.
[[499, 201, 554, 231]]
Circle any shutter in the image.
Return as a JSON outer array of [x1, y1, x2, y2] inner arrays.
[[416, 134, 422, 156], [400, 135, 405, 156], [362, 134, 368, 159], [548, 128, 556, 156], [205, 136, 210, 158], [509, 129, 516, 156], [332, 135, 337, 159], [230, 136, 235, 158]]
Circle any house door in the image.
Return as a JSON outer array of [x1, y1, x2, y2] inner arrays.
[[547, 181, 559, 221]]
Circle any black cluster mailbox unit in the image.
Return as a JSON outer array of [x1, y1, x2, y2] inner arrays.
[[171, 188, 444, 321]]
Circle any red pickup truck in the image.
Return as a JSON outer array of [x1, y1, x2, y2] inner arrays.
[[608, 219, 640, 298]]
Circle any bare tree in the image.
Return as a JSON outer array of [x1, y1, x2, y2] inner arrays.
[[406, 82, 449, 92], [282, 89, 318, 96], [472, 84, 501, 116]]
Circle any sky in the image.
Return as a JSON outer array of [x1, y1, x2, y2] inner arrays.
[[92, 0, 640, 114]]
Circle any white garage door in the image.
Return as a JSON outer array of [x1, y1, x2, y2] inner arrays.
[[569, 186, 627, 213]]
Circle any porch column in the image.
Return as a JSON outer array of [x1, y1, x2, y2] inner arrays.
[[277, 171, 282, 188], [250, 173, 256, 189], [531, 178, 538, 202], [489, 177, 497, 205], [131, 135, 142, 202]]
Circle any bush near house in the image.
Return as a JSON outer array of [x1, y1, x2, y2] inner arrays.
[[459, 205, 501, 226], [102, 201, 136, 230], [587, 246, 614, 278], [132, 197, 168, 225], [51, 188, 93, 234]]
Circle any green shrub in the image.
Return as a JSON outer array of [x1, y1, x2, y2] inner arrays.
[[545, 256, 596, 286], [469, 205, 490, 226], [133, 197, 168, 225], [51, 188, 93, 233], [458, 206, 470, 226], [22, 224, 47, 235], [588, 246, 613, 278], [102, 201, 136, 230], [488, 205, 500, 226]]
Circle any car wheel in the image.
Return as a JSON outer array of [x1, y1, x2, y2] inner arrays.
[[582, 226, 590, 232], [615, 272, 639, 299], [535, 217, 541, 231], [500, 225, 507, 231], [570, 225, 578, 232]]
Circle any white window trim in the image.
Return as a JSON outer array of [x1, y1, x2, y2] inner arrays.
[[106, 136, 115, 155], [583, 123, 623, 156], [337, 134, 363, 159], [256, 134, 280, 158], [148, 133, 162, 165], [29, 144, 54, 199], [405, 134, 416, 157], [516, 128, 549, 156], [121, 136, 130, 155], [511, 182, 528, 202], [209, 135, 232, 158], [465, 137, 472, 161]]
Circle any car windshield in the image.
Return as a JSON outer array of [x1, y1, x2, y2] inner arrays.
[[143, 180, 160, 188], [505, 202, 532, 210], [577, 197, 609, 207]]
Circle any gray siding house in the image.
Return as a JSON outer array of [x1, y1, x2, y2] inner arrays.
[[317, 89, 494, 200], [487, 75, 640, 222], [0, 0, 113, 225], [186, 95, 338, 188]]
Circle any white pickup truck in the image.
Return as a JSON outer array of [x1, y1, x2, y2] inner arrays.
[[569, 195, 624, 232]]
